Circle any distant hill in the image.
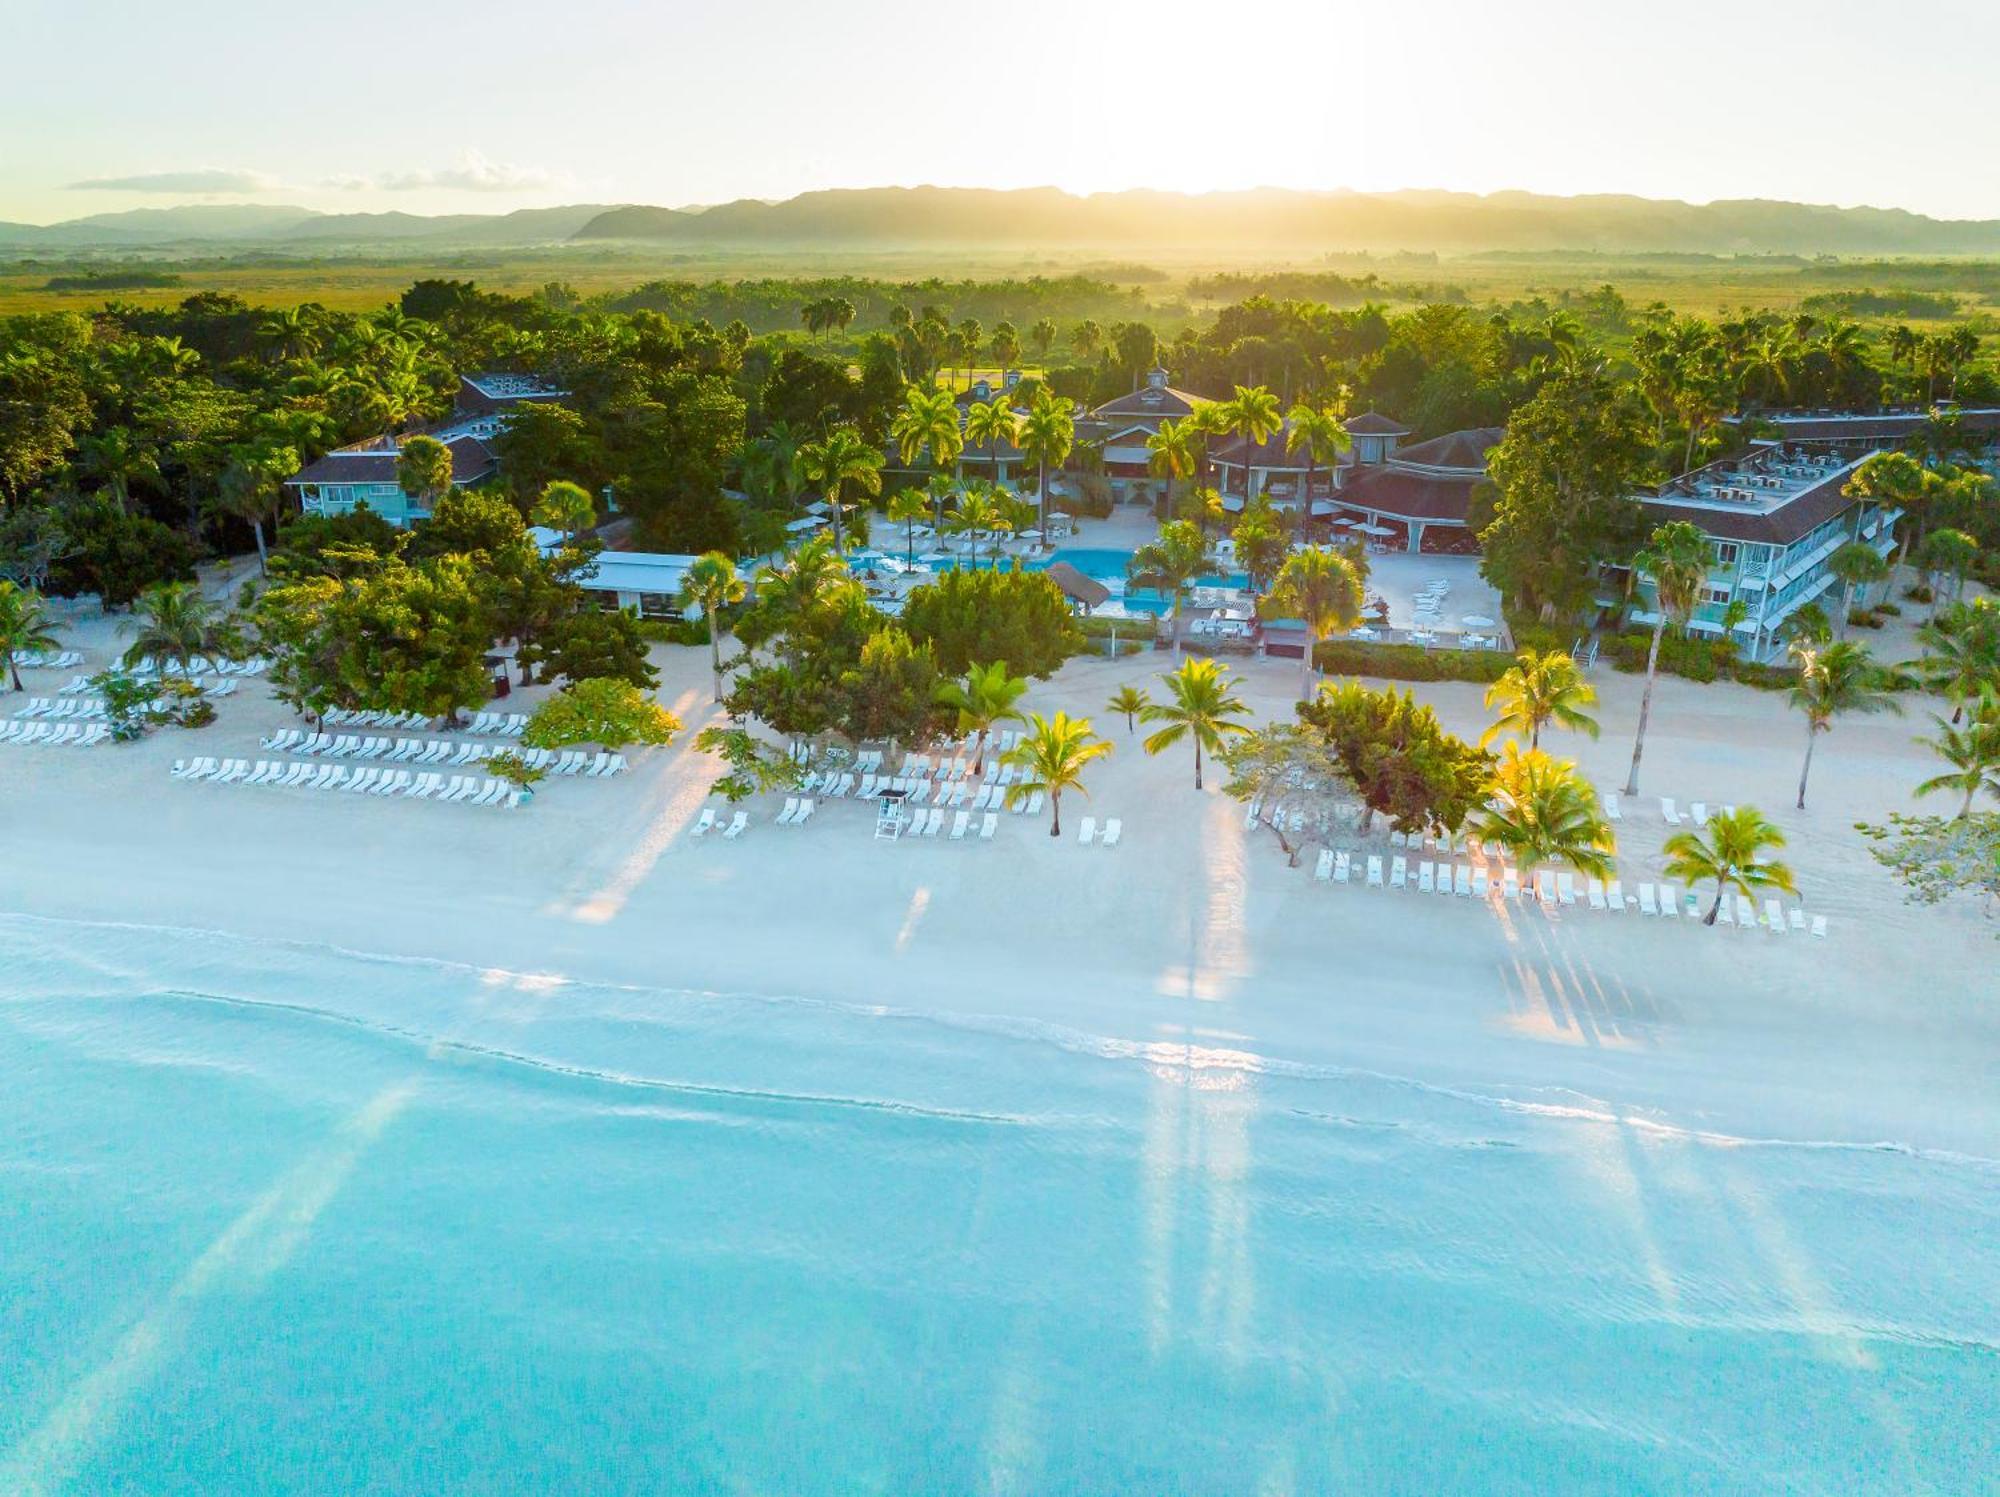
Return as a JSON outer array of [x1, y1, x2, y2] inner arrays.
[[574, 186, 2000, 257], [8, 188, 2000, 257]]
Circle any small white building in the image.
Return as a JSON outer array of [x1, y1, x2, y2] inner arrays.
[[532, 528, 699, 618]]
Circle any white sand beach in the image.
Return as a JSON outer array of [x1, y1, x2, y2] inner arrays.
[[3, 607, 1994, 1162]]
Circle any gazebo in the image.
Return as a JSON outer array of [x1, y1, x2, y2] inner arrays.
[[1045, 561, 1111, 613]]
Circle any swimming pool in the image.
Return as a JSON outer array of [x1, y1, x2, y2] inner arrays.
[[949, 548, 1252, 615]]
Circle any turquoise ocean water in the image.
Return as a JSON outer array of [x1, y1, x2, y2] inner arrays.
[[0, 914, 1993, 1494]]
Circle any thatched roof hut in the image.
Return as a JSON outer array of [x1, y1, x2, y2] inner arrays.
[[1044, 561, 1110, 611]]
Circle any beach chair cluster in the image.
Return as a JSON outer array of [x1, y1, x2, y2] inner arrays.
[[12, 696, 111, 722], [804, 739, 1047, 820], [1309, 836, 1827, 936], [689, 808, 751, 839], [11, 649, 84, 670], [126, 656, 268, 679], [258, 728, 624, 777], [170, 757, 526, 806], [0, 718, 111, 747], [1602, 792, 1734, 829]]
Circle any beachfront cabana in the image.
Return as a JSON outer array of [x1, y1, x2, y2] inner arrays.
[[1045, 561, 1111, 613]]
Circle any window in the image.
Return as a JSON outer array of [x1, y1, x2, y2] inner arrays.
[[1703, 586, 1732, 607], [1711, 541, 1739, 568], [637, 592, 677, 619]]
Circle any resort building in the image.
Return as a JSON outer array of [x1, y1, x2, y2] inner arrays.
[[954, 373, 1028, 484], [284, 372, 568, 528], [1327, 424, 1500, 555], [1624, 445, 1899, 661], [1084, 368, 1213, 504], [529, 527, 699, 619]]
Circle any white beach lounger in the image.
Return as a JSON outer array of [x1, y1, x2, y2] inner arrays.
[[1334, 851, 1351, 883], [1659, 883, 1680, 918], [1500, 867, 1519, 900], [1586, 878, 1607, 910], [922, 807, 945, 837], [1101, 819, 1122, 848], [1717, 894, 1735, 925], [1660, 798, 1682, 825], [949, 810, 970, 840], [979, 812, 997, 840], [1603, 792, 1621, 822], [1537, 871, 1558, 905], [1077, 816, 1097, 846], [1365, 855, 1384, 888], [1557, 872, 1578, 906], [723, 812, 749, 839], [1638, 883, 1659, 915], [1390, 855, 1408, 889], [1788, 907, 1805, 932], [1606, 878, 1625, 911], [1811, 915, 1828, 938], [1315, 849, 1335, 881], [1737, 894, 1758, 927], [1245, 799, 1261, 830], [1470, 865, 1489, 898], [1025, 790, 1044, 815], [1417, 861, 1435, 893], [776, 797, 801, 824], [1691, 802, 1709, 826], [1764, 898, 1786, 932]]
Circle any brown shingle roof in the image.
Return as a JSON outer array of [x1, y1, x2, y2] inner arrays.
[[1642, 473, 1859, 547], [287, 435, 495, 489], [1338, 467, 1480, 524], [1389, 427, 1503, 471], [1089, 384, 1208, 421], [1343, 410, 1411, 436]]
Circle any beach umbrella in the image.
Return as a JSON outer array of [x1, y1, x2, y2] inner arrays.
[[785, 515, 825, 533]]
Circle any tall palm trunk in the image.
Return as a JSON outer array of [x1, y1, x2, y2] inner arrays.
[[1705, 878, 1727, 925], [1047, 790, 1061, 837], [1193, 737, 1204, 790], [1624, 619, 1665, 795], [252, 519, 269, 578], [7, 660, 21, 692], [1796, 723, 1820, 809], [707, 613, 725, 703], [1837, 581, 1854, 639], [1299, 627, 1317, 703]]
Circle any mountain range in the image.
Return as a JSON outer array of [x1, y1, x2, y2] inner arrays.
[[8, 188, 2000, 256]]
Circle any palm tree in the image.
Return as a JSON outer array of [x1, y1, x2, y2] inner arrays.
[[1017, 392, 1076, 536], [1916, 600, 2000, 722], [1828, 540, 1890, 638], [1263, 546, 1364, 702], [1216, 385, 1283, 501], [1283, 404, 1352, 536], [1139, 657, 1251, 789], [532, 479, 597, 540], [1914, 703, 2000, 818], [886, 487, 930, 568], [0, 581, 61, 692], [797, 428, 883, 559], [889, 383, 964, 477], [1482, 649, 1599, 750], [1624, 520, 1710, 795], [1128, 519, 1214, 658], [211, 445, 296, 576], [747, 536, 855, 669], [1662, 806, 1797, 925], [1144, 419, 1203, 516], [1002, 711, 1111, 837], [1471, 744, 1616, 879], [122, 581, 233, 678], [1787, 639, 1902, 809], [963, 397, 1018, 482], [679, 552, 748, 703], [76, 427, 161, 516], [935, 660, 1029, 775], [1918, 528, 1979, 620], [1107, 685, 1149, 733]]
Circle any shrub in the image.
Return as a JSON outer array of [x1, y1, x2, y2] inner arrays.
[[1312, 640, 1516, 684], [1847, 609, 1883, 630], [1905, 583, 1935, 603], [634, 615, 711, 646], [1877, 601, 1903, 617], [1602, 631, 1730, 683]]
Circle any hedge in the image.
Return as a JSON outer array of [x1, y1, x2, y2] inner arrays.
[[1312, 640, 1517, 684]]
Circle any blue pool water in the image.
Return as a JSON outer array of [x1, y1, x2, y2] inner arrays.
[[1, 915, 1993, 1494], [948, 547, 1252, 616]]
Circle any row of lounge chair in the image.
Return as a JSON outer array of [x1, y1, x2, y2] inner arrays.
[[689, 808, 751, 839], [811, 769, 1043, 814], [12, 649, 83, 670], [257, 729, 624, 777], [0, 719, 110, 747], [126, 655, 267, 678], [171, 757, 525, 806], [315, 707, 529, 736], [1602, 794, 1734, 828], [12, 697, 108, 721], [1312, 850, 1827, 934]]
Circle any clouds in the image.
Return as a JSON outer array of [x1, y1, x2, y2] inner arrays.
[[321, 152, 565, 195], [68, 168, 285, 194]]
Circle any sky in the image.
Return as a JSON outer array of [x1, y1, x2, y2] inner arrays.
[[7, 0, 2000, 224]]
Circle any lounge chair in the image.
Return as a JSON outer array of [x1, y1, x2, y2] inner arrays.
[[1390, 830, 1408, 849], [1606, 878, 1625, 911], [1244, 799, 1261, 830], [377, 770, 413, 796], [776, 797, 801, 825], [1603, 793, 1621, 822], [1737, 894, 1758, 927], [1788, 907, 1805, 932], [477, 781, 511, 806], [723, 812, 749, 839], [1659, 883, 1680, 918], [1764, 897, 1786, 933], [1810, 915, 1828, 938], [1557, 872, 1578, 906], [1365, 855, 1384, 888], [1101, 819, 1122, 848], [1315, 849, 1335, 881], [1717, 895, 1735, 925], [1638, 883, 1659, 915], [1500, 867, 1519, 900], [1471, 865, 1490, 898], [980, 812, 998, 840], [1586, 879, 1608, 911], [1077, 816, 1097, 846], [1025, 790, 1044, 815], [923, 807, 945, 837], [1537, 870, 1558, 905], [1390, 855, 1407, 889], [1417, 861, 1435, 893], [949, 810, 970, 840], [1690, 803, 1709, 827], [1334, 851, 1351, 883], [1660, 798, 1682, 825]]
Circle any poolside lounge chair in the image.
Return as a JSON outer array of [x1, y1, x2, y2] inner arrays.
[[1390, 855, 1407, 889], [776, 797, 801, 825], [1638, 883, 1659, 915], [1365, 855, 1384, 888], [1660, 799, 1682, 825], [1417, 861, 1435, 893], [1606, 878, 1625, 911], [1659, 883, 1680, 918], [1765, 898, 1786, 932], [1501, 868, 1519, 900], [1691, 802, 1709, 826], [1788, 907, 1805, 932], [923, 807, 945, 837], [980, 812, 997, 840], [1587, 879, 1608, 911], [1315, 849, 1335, 881], [1471, 865, 1490, 898], [1537, 871, 1558, 905], [1810, 915, 1828, 938], [1077, 816, 1097, 846], [1101, 819, 1122, 848], [1334, 851, 1351, 883], [723, 811, 749, 839], [1557, 872, 1578, 906], [950, 810, 970, 840], [1737, 894, 1758, 927]]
